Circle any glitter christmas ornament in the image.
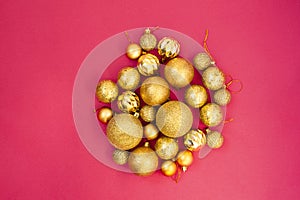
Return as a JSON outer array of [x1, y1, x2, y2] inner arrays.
[[200, 103, 223, 127], [139, 28, 157, 51], [185, 85, 208, 108], [117, 67, 140, 90], [140, 105, 157, 122], [206, 129, 224, 149], [161, 160, 177, 177], [155, 136, 179, 160], [137, 53, 160, 76], [184, 129, 206, 151], [117, 91, 140, 115], [97, 107, 113, 124], [193, 52, 213, 71], [96, 80, 119, 103], [202, 66, 225, 91], [213, 88, 231, 106], [126, 43, 142, 60], [112, 149, 129, 165], [157, 37, 180, 60]]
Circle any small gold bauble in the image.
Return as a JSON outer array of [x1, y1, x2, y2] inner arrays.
[[144, 123, 159, 140], [156, 101, 193, 138], [193, 52, 213, 71], [157, 37, 180, 59], [184, 129, 206, 151], [206, 129, 224, 149], [128, 146, 158, 176], [140, 105, 157, 122], [139, 28, 157, 51], [155, 137, 179, 160], [117, 91, 140, 114], [185, 85, 208, 108], [126, 43, 142, 60], [137, 53, 160, 76], [140, 76, 170, 106], [106, 113, 143, 150], [177, 150, 193, 167], [202, 66, 225, 91], [117, 67, 140, 90], [161, 160, 177, 177], [213, 88, 231, 106], [200, 103, 223, 127], [96, 80, 119, 103], [97, 107, 113, 124], [164, 58, 194, 89], [112, 149, 129, 165]]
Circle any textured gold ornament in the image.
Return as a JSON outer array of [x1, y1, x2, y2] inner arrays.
[[140, 76, 170, 106], [177, 150, 193, 168], [112, 149, 129, 165], [206, 129, 224, 149], [200, 103, 223, 127], [144, 123, 159, 140], [126, 43, 142, 59], [117, 91, 140, 114], [202, 66, 225, 91], [97, 107, 113, 124], [184, 129, 206, 151], [193, 52, 213, 71], [117, 67, 140, 90], [157, 37, 180, 59], [137, 53, 160, 76], [96, 80, 119, 103], [139, 28, 157, 51], [106, 113, 143, 150], [213, 88, 231, 106], [185, 85, 208, 108], [128, 146, 158, 176], [161, 160, 177, 177], [155, 137, 179, 160], [156, 101, 193, 138], [140, 105, 156, 122], [164, 58, 194, 89]]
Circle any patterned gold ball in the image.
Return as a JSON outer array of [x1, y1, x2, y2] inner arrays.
[[185, 85, 208, 108], [155, 137, 179, 160], [200, 103, 223, 127], [96, 80, 119, 103], [206, 129, 224, 149], [213, 88, 231, 106], [193, 52, 212, 71], [117, 67, 140, 90], [137, 53, 160, 76], [202, 66, 225, 91], [184, 129, 206, 151], [157, 37, 180, 59], [117, 91, 140, 114], [112, 149, 129, 165], [140, 105, 157, 122], [139, 28, 157, 51]]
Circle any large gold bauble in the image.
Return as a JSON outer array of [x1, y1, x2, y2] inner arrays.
[[157, 37, 180, 59], [177, 150, 193, 167], [164, 58, 194, 89], [128, 146, 158, 176], [140, 76, 170, 106], [185, 85, 208, 108], [193, 52, 212, 71], [200, 103, 223, 127], [184, 129, 206, 151], [126, 43, 142, 60], [137, 53, 160, 76], [139, 28, 157, 51], [106, 113, 143, 150], [96, 80, 119, 103], [140, 105, 157, 122], [117, 91, 140, 114], [155, 137, 179, 160], [161, 160, 177, 177], [206, 129, 224, 149], [112, 149, 129, 165], [97, 107, 113, 124], [143, 123, 159, 140], [156, 101, 193, 138], [202, 66, 225, 91], [213, 88, 231, 106], [117, 67, 140, 90]]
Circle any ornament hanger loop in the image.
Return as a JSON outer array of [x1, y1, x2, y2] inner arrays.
[[224, 118, 234, 124], [203, 29, 215, 62], [124, 31, 133, 43], [226, 79, 243, 94]]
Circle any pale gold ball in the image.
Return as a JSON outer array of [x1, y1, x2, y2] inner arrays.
[[213, 88, 231, 106], [137, 53, 160, 76], [155, 137, 179, 160], [117, 91, 140, 114], [193, 52, 212, 71], [117, 67, 140, 90], [184, 129, 206, 151], [140, 105, 157, 122], [161, 160, 177, 177], [126, 43, 142, 60], [139, 28, 157, 51], [206, 129, 224, 149], [97, 107, 113, 124], [177, 150, 193, 167], [200, 103, 223, 127], [158, 37, 180, 59], [112, 149, 129, 165], [144, 123, 159, 140], [185, 85, 208, 108], [96, 80, 119, 103], [202, 66, 225, 91]]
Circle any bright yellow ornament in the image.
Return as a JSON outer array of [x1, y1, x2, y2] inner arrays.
[[177, 150, 193, 171], [117, 91, 140, 115], [140, 105, 157, 122], [184, 129, 206, 151], [161, 160, 177, 177], [200, 103, 223, 127], [97, 107, 113, 124], [139, 28, 157, 51], [202, 66, 225, 91], [206, 129, 224, 149], [96, 80, 119, 103], [117, 67, 140, 90], [213, 88, 231, 106], [137, 53, 160, 76], [155, 137, 179, 160], [144, 123, 159, 140], [185, 85, 208, 108], [126, 43, 142, 60], [157, 37, 180, 60], [193, 52, 213, 71]]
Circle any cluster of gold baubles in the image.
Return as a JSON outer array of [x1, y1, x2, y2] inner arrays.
[[95, 28, 231, 177]]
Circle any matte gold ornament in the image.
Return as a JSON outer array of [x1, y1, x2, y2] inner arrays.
[[155, 137, 179, 160], [126, 43, 142, 59], [128, 145, 159, 176], [106, 113, 143, 150], [177, 150, 193, 170], [117, 67, 140, 90], [112, 149, 129, 165], [139, 28, 157, 51], [137, 53, 160, 76], [202, 66, 225, 91], [156, 101, 193, 138], [164, 58, 194, 89], [193, 52, 213, 71], [144, 123, 159, 140], [213, 88, 231, 106], [206, 129, 224, 149], [200, 103, 223, 127], [184, 129, 206, 151], [185, 85, 208, 108], [96, 80, 119, 103], [140, 105, 157, 122], [97, 107, 113, 124], [157, 37, 180, 59], [117, 91, 140, 115], [161, 160, 177, 177], [140, 76, 170, 106]]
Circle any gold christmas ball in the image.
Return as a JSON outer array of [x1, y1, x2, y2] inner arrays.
[[177, 150, 193, 167], [155, 137, 179, 160], [184, 129, 206, 151], [206, 129, 224, 149], [139, 28, 157, 51], [106, 113, 143, 150], [157, 37, 180, 59], [140, 105, 156, 122], [97, 107, 113, 124], [213, 88, 231, 106], [96, 80, 119, 103], [117, 91, 140, 114], [200, 103, 223, 127], [185, 85, 208, 108], [112, 149, 129, 165], [144, 123, 159, 140], [164, 58, 194, 89], [161, 160, 177, 177], [193, 52, 213, 71], [126, 43, 142, 60], [117, 67, 140, 90], [156, 101, 193, 138], [137, 53, 160, 76], [140, 76, 170, 106], [202, 66, 225, 91], [128, 146, 158, 176]]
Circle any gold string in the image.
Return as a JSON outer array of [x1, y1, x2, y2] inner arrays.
[[203, 29, 215, 62], [226, 79, 243, 93], [124, 31, 132, 43]]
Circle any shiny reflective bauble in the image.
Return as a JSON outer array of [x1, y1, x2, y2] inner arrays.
[[193, 52, 212, 71], [184, 129, 206, 151], [139, 28, 157, 51], [177, 150, 193, 167], [200, 103, 223, 127], [117, 91, 140, 114], [185, 85, 208, 108], [112, 149, 129, 165], [206, 129, 224, 149], [97, 107, 113, 124], [157, 37, 180, 59], [202, 66, 225, 91], [117, 67, 140, 90], [144, 123, 159, 140], [161, 160, 177, 176], [96, 80, 119, 103], [137, 53, 160, 76], [140, 105, 157, 122], [126, 43, 142, 60], [155, 137, 179, 160], [213, 88, 231, 106]]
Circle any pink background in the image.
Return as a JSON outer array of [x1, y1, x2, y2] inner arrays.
[[1, 0, 300, 199]]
